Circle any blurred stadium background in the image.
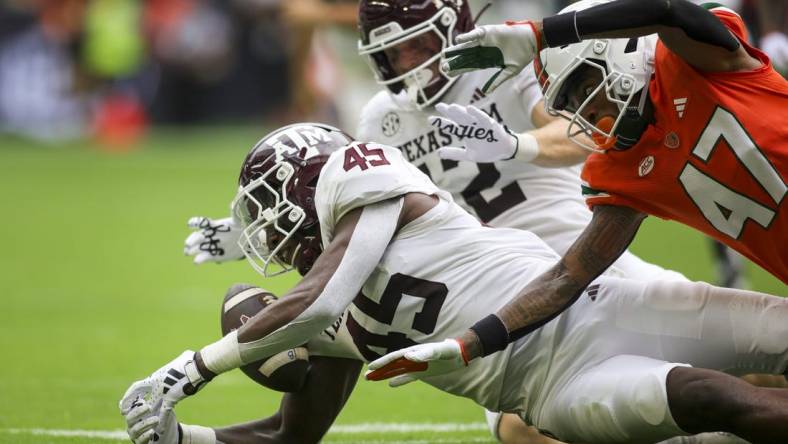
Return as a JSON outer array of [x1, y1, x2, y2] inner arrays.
[[0, 0, 785, 443]]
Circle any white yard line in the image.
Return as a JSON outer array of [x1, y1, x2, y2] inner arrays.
[[331, 423, 488, 433], [3, 423, 490, 442]]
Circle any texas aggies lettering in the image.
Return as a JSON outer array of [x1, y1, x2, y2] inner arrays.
[[397, 102, 505, 163], [582, 8, 788, 282]]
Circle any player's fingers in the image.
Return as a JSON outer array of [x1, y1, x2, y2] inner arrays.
[[428, 116, 457, 134], [193, 252, 214, 265], [443, 54, 487, 77], [389, 374, 418, 388], [404, 346, 438, 363], [439, 104, 473, 125], [366, 357, 429, 381], [187, 216, 208, 229], [185, 242, 203, 257], [133, 428, 156, 444], [437, 147, 470, 162], [128, 416, 159, 440], [442, 61, 481, 78], [124, 402, 151, 426], [444, 41, 478, 59], [465, 105, 495, 124], [432, 103, 454, 119], [367, 349, 408, 371], [184, 232, 204, 253], [454, 28, 485, 45], [119, 381, 152, 414]]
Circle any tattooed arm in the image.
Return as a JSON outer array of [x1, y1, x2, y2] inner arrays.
[[459, 205, 647, 359]]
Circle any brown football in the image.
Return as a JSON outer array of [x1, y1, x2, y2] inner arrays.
[[220, 283, 310, 392]]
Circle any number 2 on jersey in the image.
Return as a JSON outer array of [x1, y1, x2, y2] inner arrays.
[[678, 106, 786, 239], [343, 143, 390, 172]]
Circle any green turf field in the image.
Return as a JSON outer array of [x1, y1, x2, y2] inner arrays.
[[0, 128, 784, 444]]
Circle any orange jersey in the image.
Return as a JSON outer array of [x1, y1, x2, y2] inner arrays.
[[581, 8, 788, 283]]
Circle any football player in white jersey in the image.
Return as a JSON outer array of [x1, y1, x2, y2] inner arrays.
[[122, 124, 788, 444]]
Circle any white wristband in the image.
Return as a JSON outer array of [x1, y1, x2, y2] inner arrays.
[[199, 329, 242, 375], [180, 424, 216, 444], [512, 133, 539, 162]]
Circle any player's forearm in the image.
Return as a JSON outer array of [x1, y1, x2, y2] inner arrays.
[[528, 119, 589, 168], [197, 202, 401, 377], [214, 417, 282, 444], [535, 0, 739, 51], [463, 205, 646, 359]]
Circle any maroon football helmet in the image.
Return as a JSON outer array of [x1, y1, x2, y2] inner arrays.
[[358, 0, 473, 108], [231, 123, 354, 277]]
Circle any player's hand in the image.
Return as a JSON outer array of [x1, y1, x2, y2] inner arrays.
[[432, 103, 522, 163], [119, 351, 208, 421], [364, 339, 470, 387], [184, 216, 244, 265], [443, 21, 541, 93], [121, 397, 179, 444]]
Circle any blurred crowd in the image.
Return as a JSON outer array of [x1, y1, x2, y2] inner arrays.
[[0, 0, 785, 145]]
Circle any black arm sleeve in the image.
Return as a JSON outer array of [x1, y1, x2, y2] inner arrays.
[[543, 0, 740, 51]]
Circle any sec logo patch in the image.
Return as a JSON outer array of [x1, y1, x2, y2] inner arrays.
[[382, 111, 400, 137], [638, 155, 655, 177]]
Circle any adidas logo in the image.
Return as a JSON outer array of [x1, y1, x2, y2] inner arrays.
[[673, 97, 687, 118], [587, 284, 600, 301], [162, 368, 185, 394]]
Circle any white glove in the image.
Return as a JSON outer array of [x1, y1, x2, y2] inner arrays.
[[365, 339, 469, 387], [431, 104, 538, 163], [443, 21, 540, 93], [119, 351, 208, 421], [121, 397, 179, 444], [184, 216, 244, 265], [760, 32, 788, 73]]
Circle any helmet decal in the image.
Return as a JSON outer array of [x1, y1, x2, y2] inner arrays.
[[232, 123, 354, 277]]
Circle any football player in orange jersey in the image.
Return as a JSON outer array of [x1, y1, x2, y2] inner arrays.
[[367, 1, 788, 441]]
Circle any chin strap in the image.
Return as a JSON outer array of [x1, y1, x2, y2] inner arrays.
[[295, 235, 323, 276], [613, 88, 654, 150]]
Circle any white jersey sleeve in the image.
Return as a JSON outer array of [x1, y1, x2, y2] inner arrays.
[[511, 63, 543, 124], [315, 142, 451, 244]]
